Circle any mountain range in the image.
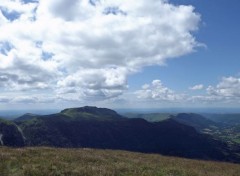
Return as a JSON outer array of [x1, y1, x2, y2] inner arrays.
[[0, 106, 240, 163]]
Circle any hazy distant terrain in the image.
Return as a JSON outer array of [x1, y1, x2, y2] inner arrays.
[[203, 114, 240, 144], [124, 112, 240, 145], [123, 112, 172, 122], [0, 110, 59, 120]]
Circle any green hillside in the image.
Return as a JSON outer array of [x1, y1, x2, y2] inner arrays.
[[0, 147, 240, 176], [123, 113, 172, 122], [60, 106, 124, 121]]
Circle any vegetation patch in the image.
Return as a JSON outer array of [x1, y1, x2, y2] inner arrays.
[[0, 147, 240, 176]]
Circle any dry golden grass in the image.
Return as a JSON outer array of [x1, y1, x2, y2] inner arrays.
[[0, 147, 240, 176]]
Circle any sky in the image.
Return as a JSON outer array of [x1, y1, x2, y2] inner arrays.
[[0, 0, 240, 110]]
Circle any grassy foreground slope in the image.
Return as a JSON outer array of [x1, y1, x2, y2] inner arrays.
[[0, 147, 240, 176]]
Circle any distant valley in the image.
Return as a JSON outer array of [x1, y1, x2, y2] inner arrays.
[[123, 112, 240, 146]]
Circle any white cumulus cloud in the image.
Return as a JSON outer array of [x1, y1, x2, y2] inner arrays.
[[0, 0, 201, 103], [135, 76, 240, 107], [207, 77, 240, 98], [189, 84, 204, 90], [136, 80, 185, 102]]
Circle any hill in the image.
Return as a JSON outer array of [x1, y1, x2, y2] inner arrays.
[[203, 114, 240, 126], [123, 113, 171, 122], [15, 113, 40, 122], [0, 147, 240, 176], [61, 106, 123, 121], [11, 107, 240, 162], [171, 113, 220, 132]]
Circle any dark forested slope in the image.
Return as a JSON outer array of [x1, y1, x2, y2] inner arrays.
[[0, 106, 239, 163]]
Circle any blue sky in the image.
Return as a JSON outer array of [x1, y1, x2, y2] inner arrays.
[[130, 0, 240, 91], [127, 0, 240, 109], [0, 0, 239, 110]]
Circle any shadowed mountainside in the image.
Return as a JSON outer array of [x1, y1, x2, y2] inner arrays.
[[203, 114, 240, 126], [171, 113, 220, 132], [1, 106, 240, 163], [0, 119, 24, 147]]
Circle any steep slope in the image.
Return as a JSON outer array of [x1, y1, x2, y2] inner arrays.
[[170, 113, 240, 146], [0, 118, 25, 147], [171, 113, 220, 132], [15, 107, 240, 163]]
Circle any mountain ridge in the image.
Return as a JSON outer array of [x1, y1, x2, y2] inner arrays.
[[60, 106, 124, 121], [2, 106, 240, 163], [171, 113, 220, 132]]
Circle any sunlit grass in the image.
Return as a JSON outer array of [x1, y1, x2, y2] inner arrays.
[[0, 147, 240, 176]]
